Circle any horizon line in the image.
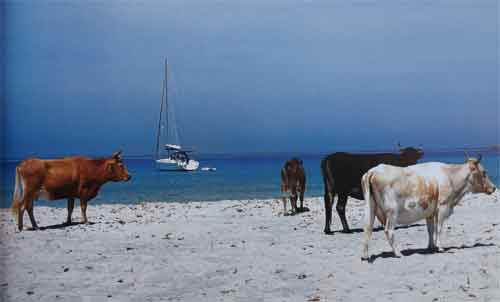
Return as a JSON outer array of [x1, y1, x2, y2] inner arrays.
[[1, 145, 499, 162]]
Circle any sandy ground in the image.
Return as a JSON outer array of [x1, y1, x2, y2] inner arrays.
[[1, 192, 499, 302]]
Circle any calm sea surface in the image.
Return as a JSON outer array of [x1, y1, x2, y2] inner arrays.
[[1, 152, 499, 208]]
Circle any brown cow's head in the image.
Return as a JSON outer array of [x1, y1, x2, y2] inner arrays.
[[467, 155, 496, 195], [398, 143, 424, 165], [285, 158, 303, 175], [106, 151, 132, 182]]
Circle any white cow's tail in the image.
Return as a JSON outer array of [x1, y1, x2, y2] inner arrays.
[[361, 171, 376, 229], [11, 167, 24, 222], [361, 171, 376, 259]]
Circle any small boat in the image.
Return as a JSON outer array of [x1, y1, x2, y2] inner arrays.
[[201, 167, 217, 172], [154, 59, 199, 171]]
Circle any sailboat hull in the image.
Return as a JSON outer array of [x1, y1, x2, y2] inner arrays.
[[156, 158, 199, 171]]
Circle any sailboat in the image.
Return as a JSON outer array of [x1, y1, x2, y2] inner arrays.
[[154, 59, 199, 171]]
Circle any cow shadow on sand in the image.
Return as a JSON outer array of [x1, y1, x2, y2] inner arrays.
[[37, 221, 95, 231], [332, 223, 425, 234], [366, 242, 497, 263]]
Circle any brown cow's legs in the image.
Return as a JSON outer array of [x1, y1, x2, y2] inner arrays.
[[290, 195, 298, 214], [80, 199, 89, 224], [66, 198, 75, 225], [17, 202, 26, 231], [337, 194, 350, 233], [26, 202, 38, 230], [324, 192, 333, 234], [299, 190, 304, 209], [21, 192, 37, 231], [290, 186, 298, 214], [281, 195, 288, 214]]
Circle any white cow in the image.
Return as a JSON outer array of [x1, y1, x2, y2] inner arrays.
[[361, 156, 496, 260]]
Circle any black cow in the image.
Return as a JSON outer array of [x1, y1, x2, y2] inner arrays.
[[321, 145, 423, 234]]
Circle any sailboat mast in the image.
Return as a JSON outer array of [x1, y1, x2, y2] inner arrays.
[[154, 59, 167, 160], [165, 58, 169, 146]]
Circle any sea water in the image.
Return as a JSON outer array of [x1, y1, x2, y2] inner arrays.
[[1, 152, 498, 208]]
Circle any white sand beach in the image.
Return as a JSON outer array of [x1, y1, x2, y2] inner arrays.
[[1, 193, 499, 302]]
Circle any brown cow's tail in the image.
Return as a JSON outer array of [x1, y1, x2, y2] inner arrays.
[[281, 167, 288, 193], [11, 167, 24, 222]]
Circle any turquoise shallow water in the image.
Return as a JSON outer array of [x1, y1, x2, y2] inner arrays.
[[1, 152, 498, 208]]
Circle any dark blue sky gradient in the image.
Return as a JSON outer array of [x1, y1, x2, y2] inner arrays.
[[3, 0, 499, 158]]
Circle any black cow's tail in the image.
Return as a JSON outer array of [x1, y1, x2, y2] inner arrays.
[[321, 157, 334, 197], [321, 157, 336, 233]]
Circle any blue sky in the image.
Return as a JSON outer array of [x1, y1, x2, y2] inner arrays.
[[3, 0, 498, 159]]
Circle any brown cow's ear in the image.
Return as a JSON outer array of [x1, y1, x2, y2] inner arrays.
[[112, 150, 122, 160], [107, 162, 114, 173]]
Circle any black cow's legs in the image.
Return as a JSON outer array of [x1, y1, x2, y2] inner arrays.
[[66, 198, 75, 225], [337, 194, 350, 232], [324, 192, 334, 234]]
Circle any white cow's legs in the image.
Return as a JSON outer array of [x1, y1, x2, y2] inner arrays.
[[362, 198, 376, 260], [426, 216, 437, 250], [436, 210, 447, 252], [384, 211, 402, 257]]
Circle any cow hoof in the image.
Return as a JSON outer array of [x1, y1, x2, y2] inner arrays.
[[427, 246, 438, 253], [26, 226, 39, 231], [324, 230, 334, 235], [394, 252, 403, 258], [297, 207, 310, 213]]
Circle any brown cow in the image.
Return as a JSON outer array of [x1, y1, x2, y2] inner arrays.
[[11, 151, 131, 231], [280, 158, 307, 215]]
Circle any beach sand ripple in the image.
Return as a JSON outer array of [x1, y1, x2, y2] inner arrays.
[[1, 192, 499, 301]]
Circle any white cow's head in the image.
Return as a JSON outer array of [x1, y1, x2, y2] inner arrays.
[[467, 155, 496, 195]]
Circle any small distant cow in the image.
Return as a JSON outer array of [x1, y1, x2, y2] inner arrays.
[[361, 156, 496, 259], [280, 158, 307, 215], [11, 151, 131, 231], [321, 145, 423, 234]]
